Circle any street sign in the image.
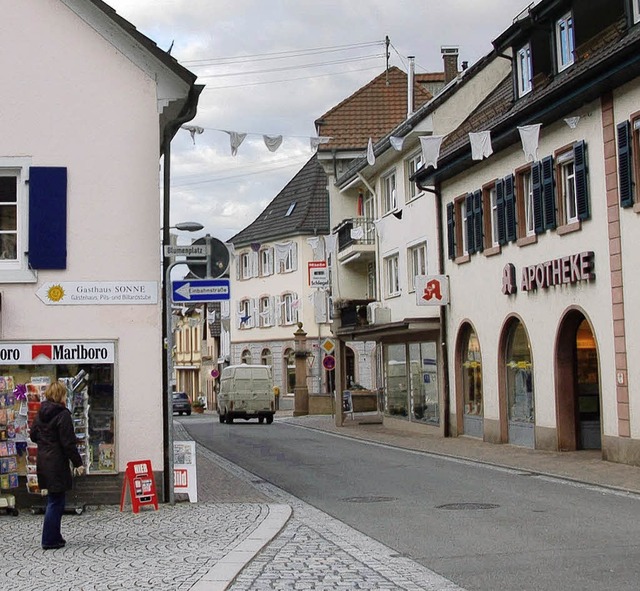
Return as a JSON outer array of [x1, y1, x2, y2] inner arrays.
[[415, 275, 450, 306], [321, 338, 335, 354], [308, 261, 329, 287], [172, 279, 230, 303], [322, 355, 336, 371], [164, 244, 208, 257]]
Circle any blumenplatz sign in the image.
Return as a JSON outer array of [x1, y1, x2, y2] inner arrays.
[[502, 251, 595, 296]]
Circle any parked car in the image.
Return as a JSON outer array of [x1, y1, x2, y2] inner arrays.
[[172, 392, 191, 416]]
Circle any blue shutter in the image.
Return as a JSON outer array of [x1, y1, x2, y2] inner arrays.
[[504, 174, 517, 242], [28, 167, 67, 269], [496, 179, 506, 245], [574, 141, 589, 220], [532, 161, 544, 234], [617, 121, 634, 208], [465, 193, 475, 254], [446, 202, 456, 260], [473, 190, 483, 253], [541, 155, 556, 230]]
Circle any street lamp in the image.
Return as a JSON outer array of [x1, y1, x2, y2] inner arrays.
[[162, 221, 203, 505]]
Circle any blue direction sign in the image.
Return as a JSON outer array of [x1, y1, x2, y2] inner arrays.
[[172, 279, 230, 303]]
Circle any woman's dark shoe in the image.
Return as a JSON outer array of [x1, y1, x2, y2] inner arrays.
[[42, 541, 65, 550]]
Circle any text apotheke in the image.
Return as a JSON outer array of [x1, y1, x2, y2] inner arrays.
[[502, 251, 595, 295]]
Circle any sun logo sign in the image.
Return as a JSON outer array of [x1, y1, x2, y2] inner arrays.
[[46, 284, 65, 302]]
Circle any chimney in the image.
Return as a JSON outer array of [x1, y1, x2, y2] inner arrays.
[[407, 56, 415, 117], [441, 46, 459, 84]]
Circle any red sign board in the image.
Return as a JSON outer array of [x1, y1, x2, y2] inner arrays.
[[120, 460, 159, 513], [322, 354, 336, 371]]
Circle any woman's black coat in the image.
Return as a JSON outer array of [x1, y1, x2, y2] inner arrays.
[[30, 400, 83, 493]]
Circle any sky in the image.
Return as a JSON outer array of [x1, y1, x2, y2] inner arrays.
[[106, 0, 533, 244]]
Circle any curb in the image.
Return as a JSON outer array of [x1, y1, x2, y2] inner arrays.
[[190, 504, 292, 591]]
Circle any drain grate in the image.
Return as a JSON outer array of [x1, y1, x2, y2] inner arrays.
[[436, 502, 499, 510], [342, 496, 397, 503]]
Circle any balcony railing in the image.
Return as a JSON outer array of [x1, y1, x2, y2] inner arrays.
[[333, 218, 375, 252]]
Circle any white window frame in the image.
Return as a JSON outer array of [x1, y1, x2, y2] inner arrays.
[[0, 158, 35, 282], [558, 150, 578, 224], [516, 43, 532, 96], [240, 252, 251, 280], [407, 242, 427, 292], [382, 170, 397, 214], [282, 292, 297, 325], [384, 253, 400, 298], [489, 186, 500, 247], [239, 299, 252, 329], [460, 198, 469, 256], [406, 152, 424, 202], [260, 247, 273, 276], [259, 296, 271, 327], [556, 12, 575, 72], [522, 170, 535, 236]]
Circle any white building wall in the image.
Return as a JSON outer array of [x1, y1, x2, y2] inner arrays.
[[0, 1, 166, 470], [442, 100, 616, 435]]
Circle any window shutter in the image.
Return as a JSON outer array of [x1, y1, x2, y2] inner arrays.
[[290, 242, 298, 271], [266, 248, 274, 276], [274, 295, 283, 325], [268, 296, 275, 326], [541, 155, 556, 230], [496, 179, 506, 246], [504, 174, 517, 242], [573, 140, 590, 220], [446, 202, 456, 259], [532, 161, 544, 234], [617, 121, 633, 208], [235, 255, 241, 280], [28, 167, 67, 269], [236, 301, 243, 329], [250, 251, 259, 277], [465, 193, 475, 254], [472, 190, 483, 252], [251, 298, 258, 328]]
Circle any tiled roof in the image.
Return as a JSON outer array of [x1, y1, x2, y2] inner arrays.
[[229, 155, 329, 246], [314, 66, 433, 152]]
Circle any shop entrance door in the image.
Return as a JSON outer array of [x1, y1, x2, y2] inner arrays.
[[556, 313, 601, 451]]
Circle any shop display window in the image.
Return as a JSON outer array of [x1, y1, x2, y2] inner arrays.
[[409, 342, 439, 425], [0, 341, 116, 482], [384, 344, 408, 417], [505, 322, 534, 423], [462, 329, 483, 416]]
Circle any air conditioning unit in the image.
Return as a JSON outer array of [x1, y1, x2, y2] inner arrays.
[[374, 306, 391, 324], [366, 302, 380, 323], [367, 302, 391, 324]]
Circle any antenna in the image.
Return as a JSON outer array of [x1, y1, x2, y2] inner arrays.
[[385, 36, 390, 85]]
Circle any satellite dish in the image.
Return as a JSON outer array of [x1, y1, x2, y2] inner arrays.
[[187, 235, 230, 278]]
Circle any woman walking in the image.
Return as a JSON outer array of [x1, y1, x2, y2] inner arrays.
[[30, 381, 84, 550]]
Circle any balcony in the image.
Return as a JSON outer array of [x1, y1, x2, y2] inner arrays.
[[333, 218, 376, 265]]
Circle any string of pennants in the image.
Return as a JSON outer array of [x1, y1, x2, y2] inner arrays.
[[181, 125, 332, 156], [365, 116, 581, 168]]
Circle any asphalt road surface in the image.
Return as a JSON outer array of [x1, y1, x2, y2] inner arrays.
[[181, 416, 640, 591]]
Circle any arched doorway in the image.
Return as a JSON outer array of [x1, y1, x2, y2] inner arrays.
[[556, 310, 601, 451], [501, 318, 535, 448], [457, 323, 483, 438], [345, 346, 356, 387]]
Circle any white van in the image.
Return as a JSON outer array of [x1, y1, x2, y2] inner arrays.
[[217, 364, 275, 424]]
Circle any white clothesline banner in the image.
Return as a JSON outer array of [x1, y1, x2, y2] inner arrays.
[[180, 125, 331, 155]]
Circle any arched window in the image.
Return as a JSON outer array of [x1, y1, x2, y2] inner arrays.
[[241, 349, 252, 364], [461, 326, 483, 417], [261, 348, 272, 367], [505, 320, 534, 424]]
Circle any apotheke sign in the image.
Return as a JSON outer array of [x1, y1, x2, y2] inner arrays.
[[0, 342, 115, 364], [502, 251, 595, 295]]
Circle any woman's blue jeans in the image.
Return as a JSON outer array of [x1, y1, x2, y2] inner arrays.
[[42, 491, 66, 547]]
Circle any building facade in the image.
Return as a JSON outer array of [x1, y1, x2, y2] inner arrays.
[[0, 0, 200, 504]]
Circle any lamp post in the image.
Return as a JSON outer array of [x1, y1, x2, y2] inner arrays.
[[162, 221, 203, 505]]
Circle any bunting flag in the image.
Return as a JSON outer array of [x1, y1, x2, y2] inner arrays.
[[392, 210, 403, 220], [517, 124, 542, 162], [390, 136, 405, 151], [367, 138, 375, 166], [419, 135, 444, 169], [469, 131, 493, 160], [239, 314, 251, 325], [250, 242, 261, 252], [224, 130, 247, 157], [564, 117, 580, 129], [181, 125, 204, 145], [310, 136, 332, 151], [263, 135, 283, 152]]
